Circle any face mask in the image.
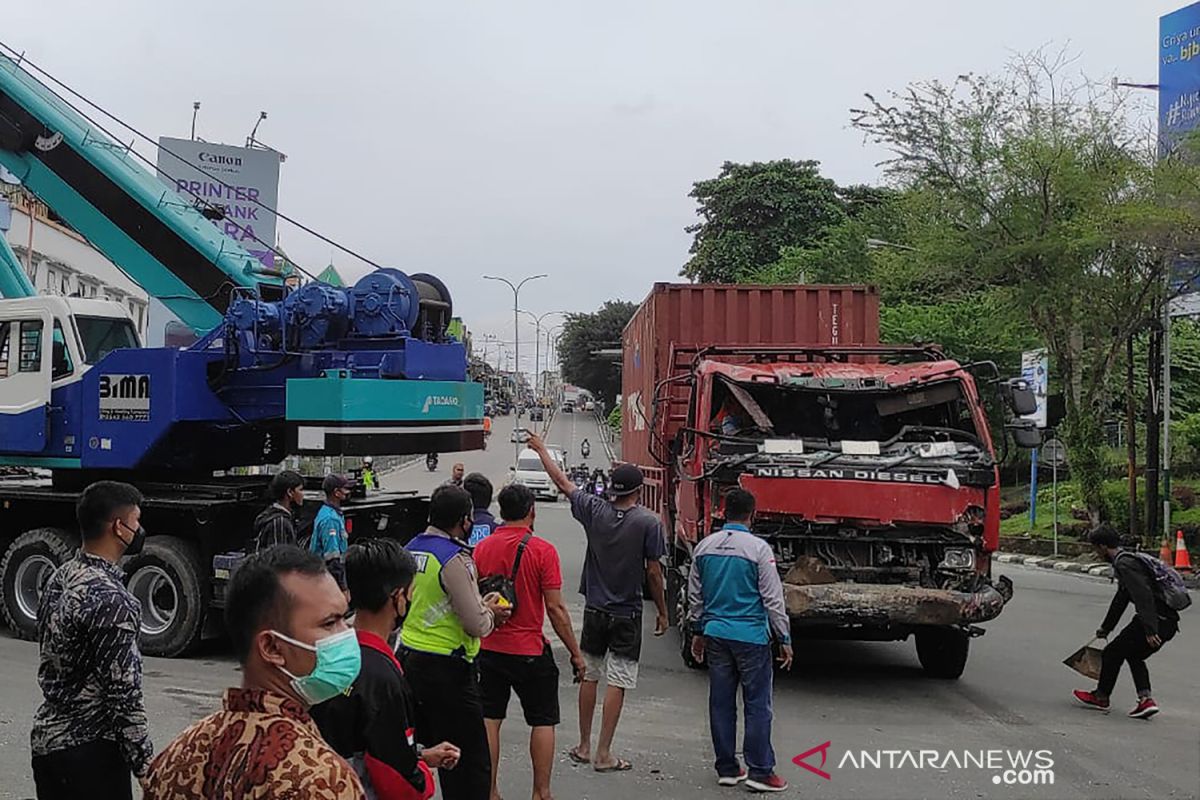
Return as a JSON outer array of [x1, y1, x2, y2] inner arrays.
[[118, 520, 146, 556], [271, 628, 361, 705], [392, 589, 411, 633]]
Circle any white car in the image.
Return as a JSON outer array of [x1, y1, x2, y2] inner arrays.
[[513, 447, 562, 500]]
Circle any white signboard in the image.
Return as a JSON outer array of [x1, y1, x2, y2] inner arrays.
[[1021, 349, 1049, 429], [156, 137, 281, 269]]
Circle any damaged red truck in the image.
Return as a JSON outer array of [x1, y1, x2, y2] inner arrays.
[[622, 283, 1039, 678]]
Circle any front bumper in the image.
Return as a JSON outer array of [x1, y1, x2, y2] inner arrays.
[[783, 576, 1013, 628]]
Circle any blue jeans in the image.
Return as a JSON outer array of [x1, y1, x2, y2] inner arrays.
[[706, 635, 775, 780]]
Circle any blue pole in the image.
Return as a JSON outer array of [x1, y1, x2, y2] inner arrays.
[[1029, 447, 1039, 528]]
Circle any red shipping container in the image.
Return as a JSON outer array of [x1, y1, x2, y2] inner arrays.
[[621, 283, 880, 470]]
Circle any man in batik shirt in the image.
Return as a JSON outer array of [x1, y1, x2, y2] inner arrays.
[[143, 546, 366, 799]]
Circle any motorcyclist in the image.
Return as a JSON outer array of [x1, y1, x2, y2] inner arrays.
[[361, 456, 376, 492], [426, 452, 439, 472], [581, 438, 591, 459]]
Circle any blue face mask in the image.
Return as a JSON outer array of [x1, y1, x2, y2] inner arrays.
[[272, 628, 361, 705]]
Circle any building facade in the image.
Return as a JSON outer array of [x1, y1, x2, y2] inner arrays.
[[0, 187, 148, 334]]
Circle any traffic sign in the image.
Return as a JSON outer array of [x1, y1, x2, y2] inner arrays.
[[1042, 438, 1067, 467]]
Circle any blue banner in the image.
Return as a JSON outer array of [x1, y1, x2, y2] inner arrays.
[[1161, 2, 1200, 151]]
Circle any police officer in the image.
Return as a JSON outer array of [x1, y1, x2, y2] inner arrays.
[[401, 485, 511, 800]]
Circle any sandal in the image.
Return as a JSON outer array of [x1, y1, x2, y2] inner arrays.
[[593, 758, 633, 773], [567, 747, 591, 765]]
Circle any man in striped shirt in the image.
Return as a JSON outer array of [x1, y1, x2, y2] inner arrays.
[[688, 487, 792, 793]]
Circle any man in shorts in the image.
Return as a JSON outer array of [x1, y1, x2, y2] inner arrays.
[[527, 434, 668, 774], [474, 483, 585, 799]]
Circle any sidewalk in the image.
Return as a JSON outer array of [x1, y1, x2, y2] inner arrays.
[[996, 551, 1200, 587]]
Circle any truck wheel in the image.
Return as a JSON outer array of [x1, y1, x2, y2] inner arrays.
[[670, 565, 704, 670], [915, 627, 970, 679], [124, 537, 205, 657], [0, 528, 78, 639]]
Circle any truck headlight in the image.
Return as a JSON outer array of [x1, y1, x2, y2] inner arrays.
[[939, 548, 975, 570]]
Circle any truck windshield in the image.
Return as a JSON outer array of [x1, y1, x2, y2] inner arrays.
[[75, 315, 140, 364], [712, 378, 980, 446], [517, 457, 546, 472]]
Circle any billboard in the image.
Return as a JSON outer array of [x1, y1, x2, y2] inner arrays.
[[155, 137, 281, 269], [1021, 349, 1049, 429], [1161, 3, 1200, 150]]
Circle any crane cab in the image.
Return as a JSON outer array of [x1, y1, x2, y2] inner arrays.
[[0, 295, 137, 459]]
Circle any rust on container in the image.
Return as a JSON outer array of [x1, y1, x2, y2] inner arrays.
[[621, 283, 880, 472]]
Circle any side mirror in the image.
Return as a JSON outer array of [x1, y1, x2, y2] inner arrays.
[[1006, 419, 1042, 449], [1002, 379, 1038, 416]]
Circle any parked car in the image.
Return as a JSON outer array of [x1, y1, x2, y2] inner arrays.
[[529, 406, 545, 422]]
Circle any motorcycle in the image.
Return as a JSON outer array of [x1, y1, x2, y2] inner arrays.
[[426, 453, 439, 472], [580, 441, 591, 459]]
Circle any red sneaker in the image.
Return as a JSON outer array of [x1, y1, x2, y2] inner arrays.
[[1128, 697, 1160, 719], [717, 769, 747, 786], [746, 774, 789, 792], [1072, 689, 1110, 712]]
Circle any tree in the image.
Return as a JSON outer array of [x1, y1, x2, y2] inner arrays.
[[851, 50, 1200, 522], [558, 301, 637, 405], [683, 160, 846, 282]]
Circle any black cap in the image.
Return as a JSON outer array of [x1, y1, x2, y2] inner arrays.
[[322, 474, 351, 494], [608, 463, 644, 497]]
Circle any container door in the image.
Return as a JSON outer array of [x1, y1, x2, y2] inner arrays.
[[0, 309, 54, 453]]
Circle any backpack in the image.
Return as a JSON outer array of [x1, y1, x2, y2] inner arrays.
[[1118, 551, 1192, 612], [478, 533, 533, 611]]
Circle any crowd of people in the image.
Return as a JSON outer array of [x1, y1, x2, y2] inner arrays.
[[26, 434, 1184, 798]]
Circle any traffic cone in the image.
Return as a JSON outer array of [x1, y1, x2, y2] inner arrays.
[[1174, 530, 1193, 573], [1161, 535, 1175, 564]]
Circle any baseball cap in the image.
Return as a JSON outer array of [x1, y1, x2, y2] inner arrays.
[[608, 463, 644, 497], [322, 474, 351, 494]]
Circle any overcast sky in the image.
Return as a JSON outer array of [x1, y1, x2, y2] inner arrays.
[[2, 1, 1188, 370]]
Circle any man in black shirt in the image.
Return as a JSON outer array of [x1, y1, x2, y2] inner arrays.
[[1073, 524, 1181, 719], [253, 470, 304, 550], [312, 538, 460, 799]]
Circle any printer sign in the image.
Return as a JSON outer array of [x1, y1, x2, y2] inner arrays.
[[99, 374, 151, 421]]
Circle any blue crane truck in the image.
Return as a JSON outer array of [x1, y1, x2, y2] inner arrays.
[[0, 52, 483, 655]]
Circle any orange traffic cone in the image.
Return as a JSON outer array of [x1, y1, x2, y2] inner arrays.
[[1161, 535, 1175, 564], [1174, 530, 1193, 574]]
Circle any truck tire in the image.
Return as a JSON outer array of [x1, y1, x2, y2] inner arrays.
[[124, 536, 205, 658], [915, 627, 970, 679], [0, 528, 78, 640], [669, 564, 704, 670]]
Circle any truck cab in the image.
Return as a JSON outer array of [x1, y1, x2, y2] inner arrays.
[[665, 347, 1031, 678], [0, 296, 137, 460]]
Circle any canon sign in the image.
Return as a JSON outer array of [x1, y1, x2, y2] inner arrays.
[[198, 151, 242, 166]]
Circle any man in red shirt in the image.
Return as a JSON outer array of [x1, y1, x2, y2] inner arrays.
[[474, 483, 586, 800]]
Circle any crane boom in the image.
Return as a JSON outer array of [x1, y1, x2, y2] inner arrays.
[[0, 227, 34, 297], [0, 53, 276, 332]]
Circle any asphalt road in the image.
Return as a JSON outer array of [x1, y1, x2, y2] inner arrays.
[[0, 411, 1196, 799]]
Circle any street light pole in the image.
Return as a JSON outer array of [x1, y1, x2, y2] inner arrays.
[[484, 274, 547, 460], [520, 310, 566, 403]]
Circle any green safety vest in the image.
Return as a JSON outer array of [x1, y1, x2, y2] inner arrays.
[[401, 532, 480, 661], [362, 469, 376, 490]]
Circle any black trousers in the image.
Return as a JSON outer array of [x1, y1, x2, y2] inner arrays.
[[1097, 617, 1179, 697], [402, 649, 491, 800], [32, 739, 132, 800]]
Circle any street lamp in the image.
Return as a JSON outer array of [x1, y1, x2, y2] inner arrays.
[[520, 310, 566, 402], [483, 274, 547, 432]]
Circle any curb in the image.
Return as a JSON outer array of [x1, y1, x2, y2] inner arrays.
[[996, 551, 1111, 578]]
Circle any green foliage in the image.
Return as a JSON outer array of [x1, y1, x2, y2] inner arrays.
[[851, 52, 1200, 517], [558, 301, 636, 406], [683, 160, 846, 282], [607, 405, 622, 431], [881, 290, 1038, 373]]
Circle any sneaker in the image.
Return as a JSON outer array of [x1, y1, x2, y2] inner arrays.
[[745, 774, 788, 792], [1128, 697, 1160, 720], [1072, 689, 1110, 712], [717, 769, 747, 786]]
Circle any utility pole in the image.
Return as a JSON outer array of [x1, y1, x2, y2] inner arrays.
[[484, 275, 546, 460], [520, 310, 565, 404]]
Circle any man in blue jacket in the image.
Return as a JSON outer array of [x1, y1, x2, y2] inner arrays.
[[688, 487, 792, 793]]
